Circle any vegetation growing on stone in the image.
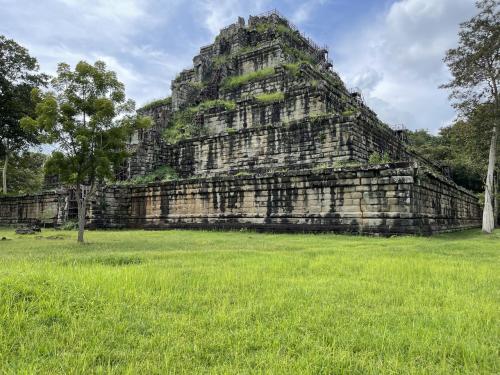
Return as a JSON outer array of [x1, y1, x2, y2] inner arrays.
[[368, 151, 392, 164], [341, 109, 357, 116], [213, 45, 262, 67], [221, 67, 275, 90], [254, 91, 285, 103], [118, 165, 178, 185], [163, 99, 236, 143], [196, 99, 236, 111], [283, 62, 301, 76], [282, 45, 317, 65], [163, 107, 200, 144], [254, 21, 302, 45], [139, 97, 172, 111]]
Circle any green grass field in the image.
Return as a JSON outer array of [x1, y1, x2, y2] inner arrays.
[[0, 228, 498, 374]]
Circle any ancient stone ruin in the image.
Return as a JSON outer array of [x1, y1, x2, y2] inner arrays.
[[0, 11, 482, 234]]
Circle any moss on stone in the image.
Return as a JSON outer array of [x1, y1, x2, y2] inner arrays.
[[254, 91, 285, 103], [118, 166, 178, 185], [163, 99, 236, 144], [139, 97, 172, 111], [222, 67, 276, 90]]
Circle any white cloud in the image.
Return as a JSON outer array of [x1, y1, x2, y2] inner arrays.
[[195, 0, 270, 36], [0, 0, 186, 107], [290, 0, 328, 24], [335, 0, 476, 132]]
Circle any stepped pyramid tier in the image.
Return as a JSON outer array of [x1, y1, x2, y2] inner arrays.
[[0, 11, 482, 234], [127, 11, 420, 179]]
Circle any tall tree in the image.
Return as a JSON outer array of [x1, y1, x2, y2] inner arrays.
[[21, 61, 150, 243], [0, 35, 48, 194], [441, 0, 499, 233], [6, 151, 46, 195]]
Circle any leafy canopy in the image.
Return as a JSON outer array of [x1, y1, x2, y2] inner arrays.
[[0, 35, 48, 155], [441, 0, 499, 113], [21, 60, 150, 186]]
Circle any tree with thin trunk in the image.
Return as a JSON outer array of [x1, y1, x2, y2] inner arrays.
[[21, 61, 150, 243], [441, 0, 499, 233], [0, 35, 48, 194]]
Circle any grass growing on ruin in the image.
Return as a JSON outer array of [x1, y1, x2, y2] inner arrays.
[[222, 67, 276, 90], [138, 96, 172, 111], [0, 228, 498, 374], [255, 91, 285, 103]]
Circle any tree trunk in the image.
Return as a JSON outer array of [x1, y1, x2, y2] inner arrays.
[[482, 124, 497, 233], [495, 171, 499, 227], [2, 152, 8, 194], [76, 184, 86, 243]]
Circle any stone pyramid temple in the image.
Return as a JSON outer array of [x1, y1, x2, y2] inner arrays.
[[0, 11, 482, 234]]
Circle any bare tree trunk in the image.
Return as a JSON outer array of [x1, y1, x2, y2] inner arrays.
[[2, 152, 8, 194], [76, 184, 86, 243], [482, 124, 497, 233], [495, 170, 499, 227]]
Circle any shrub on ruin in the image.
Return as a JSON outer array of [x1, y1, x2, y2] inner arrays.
[[255, 91, 285, 103], [139, 97, 172, 111], [121, 166, 178, 185], [368, 152, 392, 164], [221, 67, 275, 90]]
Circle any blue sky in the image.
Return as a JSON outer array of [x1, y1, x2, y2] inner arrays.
[[0, 0, 477, 132]]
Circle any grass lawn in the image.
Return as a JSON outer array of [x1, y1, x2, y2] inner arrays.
[[0, 228, 498, 374]]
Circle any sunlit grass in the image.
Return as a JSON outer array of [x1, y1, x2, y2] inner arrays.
[[0, 228, 498, 374]]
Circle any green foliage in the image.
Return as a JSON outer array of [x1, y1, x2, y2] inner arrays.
[[441, 0, 499, 114], [19, 60, 151, 242], [312, 162, 329, 173], [341, 110, 355, 116], [283, 62, 301, 76], [163, 100, 236, 144], [187, 82, 205, 90], [234, 171, 250, 177], [0, 152, 46, 195], [213, 54, 230, 67], [0, 228, 498, 373], [254, 92, 284, 103], [255, 22, 273, 34], [139, 97, 172, 111], [120, 166, 178, 185], [0, 35, 49, 193], [282, 46, 316, 65], [163, 107, 199, 144], [368, 152, 392, 164], [221, 67, 275, 90], [407, 105, 498, 193], [254, 22, 302, 44], [196, 99, 236, 111], [21, 60, 151, 186], [61, 220, 78, 230], [0, 36, 48, 152], [212, 45, 262, 68], [333, 160, 362, 168]]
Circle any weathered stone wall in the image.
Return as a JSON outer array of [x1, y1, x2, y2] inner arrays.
[[0, 163, 481, 234], [128, 103, 172, 177], [412, 168, 482, 231], [153, 117, 417, 178], [235, 43, 284, 75], [0, 190, 68, 226], [90, 162, 481, 234], [204, 89, 325, 134]]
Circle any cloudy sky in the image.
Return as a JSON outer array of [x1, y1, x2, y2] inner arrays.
[[1, 0, 477, 132]]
